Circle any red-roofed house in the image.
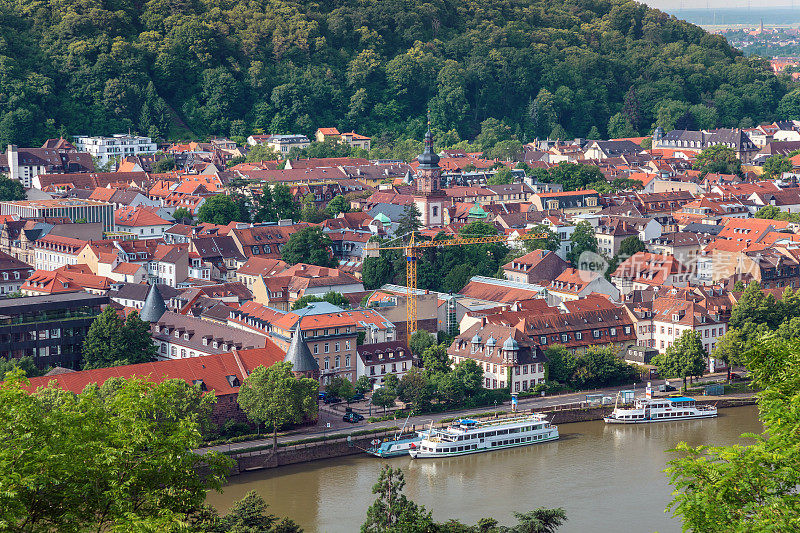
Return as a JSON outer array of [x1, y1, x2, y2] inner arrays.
[[24, 346, 285, 425], [611, 252, 690, 295], [501, 249, 568, 285], [547, 268, 620, 304], [114, 206, 172, 239]]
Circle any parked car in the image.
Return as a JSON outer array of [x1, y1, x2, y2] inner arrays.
[[658, 384, 677, 392], [350, 393, 365, 402], [318, 391, 327, 401], [729, 373, 743, 381], [343, 412, 365, 423], [324, 395, 342, 404]]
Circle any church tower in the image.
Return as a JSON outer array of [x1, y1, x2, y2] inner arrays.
[[413, 118, 447, 226]]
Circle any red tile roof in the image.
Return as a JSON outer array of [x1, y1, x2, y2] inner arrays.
[[23, 346, 285, 395]]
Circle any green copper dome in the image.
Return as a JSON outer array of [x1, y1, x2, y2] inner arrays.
[[468, 202, 488, 219]]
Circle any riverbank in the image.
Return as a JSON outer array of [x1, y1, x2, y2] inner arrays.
[[220, 394, 756, 476]]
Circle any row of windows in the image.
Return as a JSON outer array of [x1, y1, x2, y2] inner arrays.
[[539, 326, 631, 345], [369, 361, 407, 375], [320, 354, 351, 370], [312, 340, 351, 354], [514, 378, 545, 391]]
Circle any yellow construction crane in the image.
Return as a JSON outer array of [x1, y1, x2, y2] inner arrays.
[[372, 231, 549, 342]]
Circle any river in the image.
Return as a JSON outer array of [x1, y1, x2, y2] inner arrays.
[[206, 405, 761, 533]]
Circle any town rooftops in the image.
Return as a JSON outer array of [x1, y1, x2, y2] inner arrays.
[[23, 346, 285, 395]]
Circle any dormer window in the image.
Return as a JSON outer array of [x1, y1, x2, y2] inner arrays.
[[225, 375, 240, 387], [213, 341, 218, 348], [174, 331, 180, 338], [192, 379, 207, 391], [183, 333, 189, 340]]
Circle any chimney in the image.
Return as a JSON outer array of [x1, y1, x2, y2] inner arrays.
[[7, 145, 19, 183]]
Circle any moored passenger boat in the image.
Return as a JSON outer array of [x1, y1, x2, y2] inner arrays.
[[603, 396, 717, 424], [408, 414, 558, 459]]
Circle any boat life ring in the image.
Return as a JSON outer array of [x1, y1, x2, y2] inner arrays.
[[371, 439, 381, 446], [409, 443, 416, 448]]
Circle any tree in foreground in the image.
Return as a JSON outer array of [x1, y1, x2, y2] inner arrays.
[[566, 220, 598, 269], [237, 361, 318, 454], [362, 465, 567, 533], [281, 226, 337, 268], [666, 336, 800, 531], [652, 331, 707, 391], [82, 308, 158, 369], [203, 490, 302, 533], [0, 373, 231, 530]]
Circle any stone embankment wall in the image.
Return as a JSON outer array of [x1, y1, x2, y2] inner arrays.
[[222, 396, 756, 476]]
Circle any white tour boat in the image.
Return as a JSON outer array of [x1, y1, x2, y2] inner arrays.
[[603, 396, 717, 424], [408, 414, 558, 459]]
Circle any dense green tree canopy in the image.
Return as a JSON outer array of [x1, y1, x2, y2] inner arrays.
[[0, 176, 26, 201], [237, 361, 318, 453], [666, 336, 800, 531], [281, 226, 337, 267], [0, 0, 787, 148], [197, 194, 250, 225], [0, 374, 230, 530], [693, 145, 742, 177], [82, 308, 158, 369]]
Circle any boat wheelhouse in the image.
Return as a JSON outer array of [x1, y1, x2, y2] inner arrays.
[[408, 414, 558, 459], [603, 396, 717, 424]]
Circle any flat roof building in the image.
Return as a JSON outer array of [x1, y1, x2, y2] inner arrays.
[[0, 292, 108, 369], [0, 199, 115, 232]]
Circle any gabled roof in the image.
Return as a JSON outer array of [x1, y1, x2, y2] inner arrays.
[[23, 346, 285, 396]]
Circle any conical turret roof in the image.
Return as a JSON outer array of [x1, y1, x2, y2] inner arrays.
[[284, 324, 319, 373], [139, 283, 167, 322]]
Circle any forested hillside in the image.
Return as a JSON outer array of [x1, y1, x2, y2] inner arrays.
[[0, 0, 791, 147]]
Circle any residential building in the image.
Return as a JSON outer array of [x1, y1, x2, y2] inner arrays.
[[0, 292, 108, 369], [108, 282, 180, 310], [1, 142, 93, 188], [547, 268, 620, 305], [530, 190, 601, 216], [448, 323, 547, 392], [0, 251, 33, 295], [265, 134, 311, 154], [611, 252, 691, 295], [485, 305, 636, 357], [648, 232, 711, 268], [21, 268, 112, 296], [114, 206, 172, 239], [151, 311, 267, 361], [73, 134, 158, 167], [583, 140, 644, 159], [150, 244, 189, 287], [0, 199, 115, 232], [235, 257, 288, 289], [501, 249, 568, 285], [33, 235, 87, 271], [357, 341, 413, 387], [250, 263, 364, 310], [652, 127, 759, 163]]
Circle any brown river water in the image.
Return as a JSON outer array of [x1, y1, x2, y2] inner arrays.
[[206, 405, 761, 533]]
